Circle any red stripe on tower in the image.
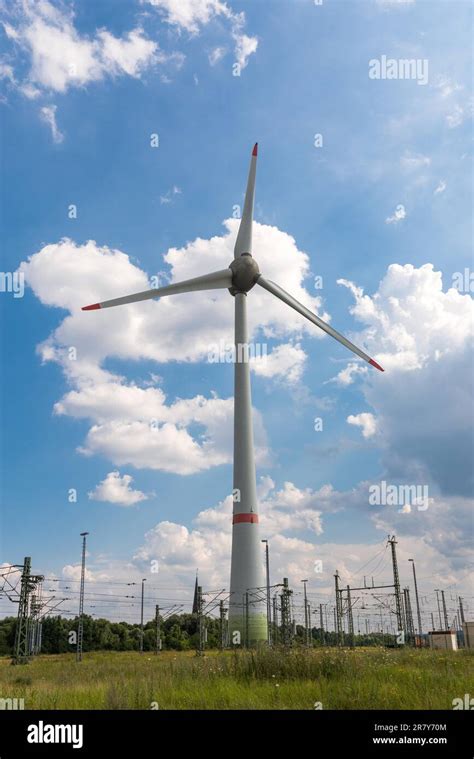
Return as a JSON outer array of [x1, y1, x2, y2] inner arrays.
[[233, 513, 259, 524]]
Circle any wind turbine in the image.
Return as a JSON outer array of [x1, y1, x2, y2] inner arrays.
[[82, 143, 384, 644]]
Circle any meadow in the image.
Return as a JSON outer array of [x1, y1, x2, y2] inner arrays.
[[0, 647, 472, 710]]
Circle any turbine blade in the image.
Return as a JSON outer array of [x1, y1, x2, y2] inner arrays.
[[82, 268, 232, 311], [257, 275, 384, 371], [234, 143, 258, 258]]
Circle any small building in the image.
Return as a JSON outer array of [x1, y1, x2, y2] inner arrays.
[[428, 630, 458, 651], [462, 622, 474, 649]]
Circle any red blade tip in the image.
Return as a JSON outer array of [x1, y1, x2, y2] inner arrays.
[[369, 358, 384, 372], [252, 142, 258, 156], [82, 303, 101, 311]]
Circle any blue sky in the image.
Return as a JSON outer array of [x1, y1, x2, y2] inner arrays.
[[0, 0, 472, 627]]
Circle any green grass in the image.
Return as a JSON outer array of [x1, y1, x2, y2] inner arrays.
[[0, 647, 472, 710]]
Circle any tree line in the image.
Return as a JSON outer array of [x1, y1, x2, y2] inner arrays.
[[0, 613, 223, 656], [0, 613, 391, 656]]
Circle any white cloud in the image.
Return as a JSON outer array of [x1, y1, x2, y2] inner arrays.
[[331, 361, 368, 386], [103, 476, 472, 611], [19, 220, 326, 473], [3, 0, 163, 95], [446, 104, 464, 128], [385, 204, 406, 224], [39, 104, 63, 143], [88, 470, 149, 506], [133, 477, 348, 589], [347, 412, 378, 438], [434, 180, 446, 195], [400, 152, 431, 171], [144, 0, 258, 70], [435, 75, 463, 99], [144, 0, 229, 34], [0, 62, 15, 82], [233, 31, 258, 70], [338, 263, 474, 496], [250, 342, 307, 384], [208, 46, 226, 66], [159, 185, 182, 204]]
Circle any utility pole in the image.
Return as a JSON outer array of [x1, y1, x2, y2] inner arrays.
[[346, 585, 354, 647], [28, 593, 37, 657], [245, 592, 250, 648], [261, 540, 271, 645], [334, 571, 343, 645], [319, 603, 324, 645], [154, 605, 161, 654], [13, 557, 31, 664], [441, 590, 449, 630], [431, 612, 435, 630], [308, 603, 312, 647], [408, 559, 422, 636], [77, 533, 89, 663], [459, 597, 465, 624], [219, 600, 227, 650], [301, 579, 309, 646], [388, 536, 404, 635], [435, 590, 443, 629], [140, 578, 146, 653], [404, 587, 415, 642], [197, 585, 205, 655], [280, 578, 293, 647], [272, 595, 278, 644]]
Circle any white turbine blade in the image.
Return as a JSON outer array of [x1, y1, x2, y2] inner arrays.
[[234, 143, 258, 258], [257, 275, 384, 371], [82, 268, 232, 311]]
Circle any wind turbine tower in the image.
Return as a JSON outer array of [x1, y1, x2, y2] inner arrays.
[[82, 144, 383, 644]]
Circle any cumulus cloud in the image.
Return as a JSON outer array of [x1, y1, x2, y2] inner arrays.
[[2, 0, 167, 96], [88, 471, 149, 506], [347, 412, 378, 438], [337, 263, 474, 496], [250, 342, 307, 384], [144, 0, 258, 69], [385, 204, 406, 224], [101, 476, 472, 611], [39, 104, 63, 143], [208, 46, 226, 66], [19, 220, 327, 473], [133, 477, 348, 589], [331, 361, 368, 386]]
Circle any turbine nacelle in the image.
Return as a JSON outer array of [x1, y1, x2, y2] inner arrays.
[[228, 253, 260, 295]]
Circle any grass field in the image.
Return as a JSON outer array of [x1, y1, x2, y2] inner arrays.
[[0, 647, 472, 710]]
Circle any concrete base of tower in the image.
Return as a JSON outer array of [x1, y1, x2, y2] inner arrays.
[[227, 611, 268, 647]]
